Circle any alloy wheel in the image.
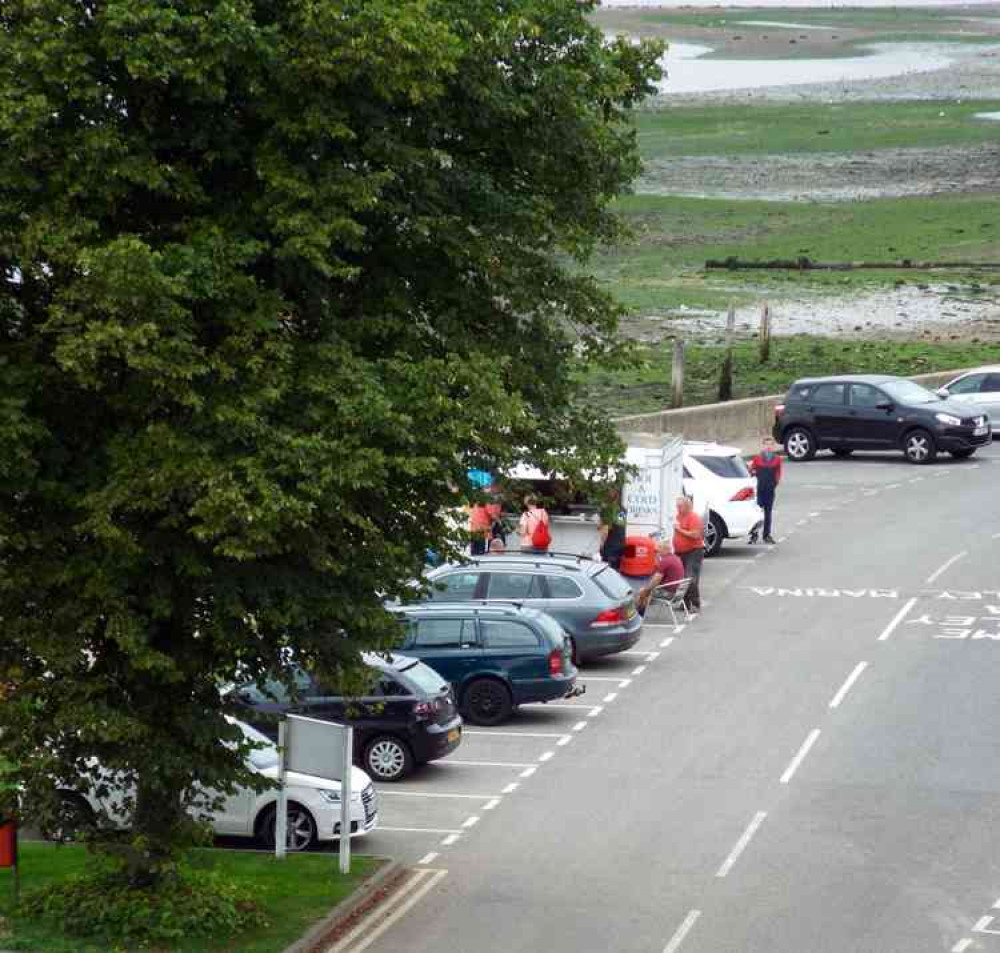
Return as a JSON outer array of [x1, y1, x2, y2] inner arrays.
[[368, 739, 407, 781], [905, 432, 932, 463], [786, 430, 812, 460]]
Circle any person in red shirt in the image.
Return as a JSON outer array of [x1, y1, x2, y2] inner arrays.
[[468, 503, 492, 555], [749, 436, 783, 545], [673, 496, 704, 612], [636, 538, 684, 615]]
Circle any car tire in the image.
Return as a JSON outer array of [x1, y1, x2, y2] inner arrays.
[[903, 428, 937, 465], [704, 512, 725, 557], [257, 802, 319, 852], [950, 448, 976, 459], [462, 678, 513, 726], [364, 735, 414, 783], [42, 791, 95, 843], [831, 448, 854, 458], [784, 426, 816, 462]]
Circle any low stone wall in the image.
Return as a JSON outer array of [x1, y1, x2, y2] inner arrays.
[[614, 369, 966, 444]]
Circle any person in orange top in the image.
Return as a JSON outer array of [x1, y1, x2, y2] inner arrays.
[[672, 496, 704, 613], [468, 503, 492, 555]]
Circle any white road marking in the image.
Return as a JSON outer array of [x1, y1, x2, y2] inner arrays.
[[462, 815, 479, 828], [642, 622, 677, 631], [588, 705, 604, 718], [418, 852, 439, 865], [662, 909, 701, 953], [603, 692, 618, 703], [994, 532, 1000, 539], [777, 536, 787, 543], [993, 896, 1000, 908], [519, 766, 537, 778], [927, 550, 968, 584], [780, 729, 821, 784], [910, 476, 924, 483], [632, 665, 647, 675], [483, 799, 500, 811], [326, 868, 448, 953], [714, 558, 758, 564], [877, 597, 917, 641], [376, 791, 498, 800], [556, 735, 572, 746], [538, 751, 554, 762], [463, 729, 570, 738], [501, 782, 519, 794], [809, 511, 821, 516], [829, 662, 869, 709], [716, 811, 768, 877], [378, 826, 462, 835], [660, 637, 675, 648], [539, 704, 603, 712], [974, 915, 1000, 934], [618, 650, 661, 659], [573, 720, 588, 731], [580, 676, 632, 683], [448, 760, 534, 768], [441, 833, 460, 846], [884, 484, 901, 490], [796, 519, 808, 525], [951, 938, 973, 952]]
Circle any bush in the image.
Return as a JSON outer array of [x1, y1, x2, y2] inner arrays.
[[20, 867, 268, 947]]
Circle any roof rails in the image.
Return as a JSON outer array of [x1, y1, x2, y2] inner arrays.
[[462, 551, 596, 567]]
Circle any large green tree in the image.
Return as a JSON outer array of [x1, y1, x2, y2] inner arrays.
[[0, 0, 661, 881]]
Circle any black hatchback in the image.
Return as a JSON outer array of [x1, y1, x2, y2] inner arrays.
[[228, 654, 463, 782], [773, 374, 992, 464]]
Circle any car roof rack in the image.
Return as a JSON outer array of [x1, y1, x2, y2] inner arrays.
[[462, 551, 596, 567]]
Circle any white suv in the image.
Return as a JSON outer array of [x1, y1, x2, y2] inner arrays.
[[682, 441, 763, 557]]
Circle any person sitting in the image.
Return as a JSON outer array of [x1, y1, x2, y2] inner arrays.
[[636, 538, 684, 615]]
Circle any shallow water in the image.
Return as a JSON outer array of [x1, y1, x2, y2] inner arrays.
[[659, 41, 956, 93]]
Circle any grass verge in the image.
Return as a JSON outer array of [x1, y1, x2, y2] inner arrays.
[[0, 842, 379, 953], [583, 337, 1000, 416]]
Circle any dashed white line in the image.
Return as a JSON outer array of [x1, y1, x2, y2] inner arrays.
[[632, 665, 647, 676], [829, 661, 868, 709], [462, 815, 480, 829], [377, 791, 498, 800], [573, 720, 588, 731], [780, 728, 821, 785], [877, 596, 917, 642], [588, 705, 604, 718], [662, 909, 701, 953], [448, 760, 534, 768], [602, 692, 618, 703], [440, 833, 460, 846], [519, 766, 537, 778], [538, 751, 554, 763], [809, 510, 821, 516], [379, 826, 462, 835], [660, 637, 675, 648], [884, 483, 901, 490], [927, 550, 967, 585], [556, 735, 572, 746], [777, 536, 788, 543], [418, 851, 439, 865], [462, 730, 571, 738], [501, 782, 519, 794], [796, 519, 808, 525], [952, 938, 973, 952], [974, 915, 1000, 934], [540, 704, 602, 712], [716, 811, 768, 878], [483, 799, 500, 811]]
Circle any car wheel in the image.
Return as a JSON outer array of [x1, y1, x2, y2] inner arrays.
[[704, 512, 725, 557], [784, 427, 816, 462], [258, 802, 319, 851], [903, 428, 936, 465], [950, 448, 976, 459], [831, 448, 854, 458], [42, 792, 94, 843], [364, 735, 414, 783], [462, 678, 513, 726]]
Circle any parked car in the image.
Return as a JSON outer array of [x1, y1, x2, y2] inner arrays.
[[394, 603, 581, 726], [935, 366, 1000, 430], [682, 441, 763, 557], [227, 654, 463, 782], [422, 553, 641, 662], [52, 720, 378, 851], [773, 374, 992, 464]]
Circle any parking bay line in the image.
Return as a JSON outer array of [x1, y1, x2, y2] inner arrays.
[[579, 676, 632, 684], [780, 729, 821, 785], [829, 661, 868, 709], [927, 550, 967, 585], [662, 909, 701, 953], [377, 826, 463, 835], [376, 790, 500, 800], [716, 811, 768, 878], [446, 760, 535, 768], [877, 597, 917, 642], [463, 729, 571, 739]]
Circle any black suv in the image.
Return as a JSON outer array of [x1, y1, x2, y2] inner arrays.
[[228, 654, 462, 782], [773, 374, 992, 464]]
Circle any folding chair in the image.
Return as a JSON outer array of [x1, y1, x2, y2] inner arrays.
[[647, 577, 692, 625]]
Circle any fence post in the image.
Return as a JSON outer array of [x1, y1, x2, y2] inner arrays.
[[718, 304, 736, 401], [670, 339, 684, 408], [759, 302, 771, 364]]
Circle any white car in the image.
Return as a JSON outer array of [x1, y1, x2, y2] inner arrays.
[[683, 441, 763, 557], [936, 366, 1000, 428], [62, 721, 378, 851]]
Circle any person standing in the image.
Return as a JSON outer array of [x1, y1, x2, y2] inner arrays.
[[749, 436, 783, 545], [673, 496, 704, 613], [597, 490, 627, 571], [468, 502, 492, 555], [518, 496, 551, 552]]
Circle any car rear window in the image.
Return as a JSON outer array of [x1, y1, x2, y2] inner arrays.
[[396, 660, 448, 695], [591, 566, 632, 601], [692, 454, 749, 479], [533, 613, 568, 647]]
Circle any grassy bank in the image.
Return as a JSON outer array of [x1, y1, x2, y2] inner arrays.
[[583, 337, 1000, 416], [0, 842, 379, 953]]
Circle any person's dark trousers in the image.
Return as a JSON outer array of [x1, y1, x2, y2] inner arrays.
[[470, 537, 487, 556], [758, 490, 775, 539], [680, 548, 704, 611]]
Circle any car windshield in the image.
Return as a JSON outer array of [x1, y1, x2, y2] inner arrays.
[[692, 454, 749, 479], [396, 659, 448, 694], [882, 380, 939, 404]]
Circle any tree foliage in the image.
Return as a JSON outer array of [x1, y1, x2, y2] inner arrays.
[[0, 0, 662, 879]]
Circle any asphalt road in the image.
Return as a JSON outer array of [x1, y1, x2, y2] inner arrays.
[[345, 442, 1000, 953]]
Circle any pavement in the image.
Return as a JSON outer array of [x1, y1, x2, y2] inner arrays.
[[334, 440, 1000, 953]]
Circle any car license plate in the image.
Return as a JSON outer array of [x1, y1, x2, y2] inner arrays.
[[447, 729, 460, 744], [974, 425, 989, 436]]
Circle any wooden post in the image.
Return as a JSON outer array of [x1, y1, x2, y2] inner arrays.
[[717, 304, 735, 401], [670, 338, 684, 408], [759, 302, 771, 364]]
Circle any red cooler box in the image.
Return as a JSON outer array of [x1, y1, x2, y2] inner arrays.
[[0, 821, 16, 869], [618, 535, 657, 577]]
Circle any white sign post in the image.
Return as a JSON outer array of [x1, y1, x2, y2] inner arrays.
[[276, 714, 354, 873]]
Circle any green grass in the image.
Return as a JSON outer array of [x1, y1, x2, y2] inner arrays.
[[0, 843, 380, 953], [636, 101, 1000, 159], [583, 337, 1000, 416]]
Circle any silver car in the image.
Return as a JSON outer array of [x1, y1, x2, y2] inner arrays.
[[937, 366, 1000, 429]]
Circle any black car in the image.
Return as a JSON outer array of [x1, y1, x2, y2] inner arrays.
[[773, 374, 992, 464], [228, 654, 462, 782]]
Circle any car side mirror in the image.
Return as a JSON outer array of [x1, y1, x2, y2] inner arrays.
[[875, 401, 893, 411], [935, 387, 949, 398]]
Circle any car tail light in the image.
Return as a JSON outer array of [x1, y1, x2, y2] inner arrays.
[[548, 648, 563, 676], [730, 487, 755, 502], [591, 607, 625, 627], [774, 403, 785, 418]]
